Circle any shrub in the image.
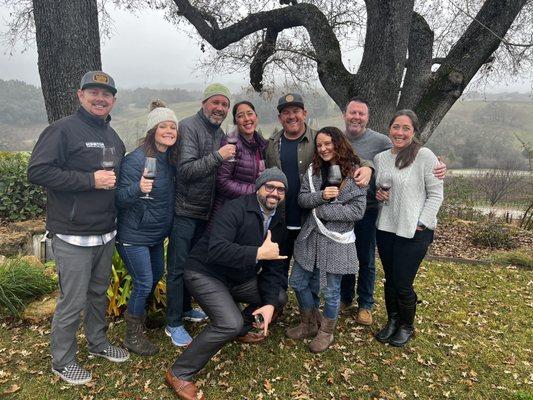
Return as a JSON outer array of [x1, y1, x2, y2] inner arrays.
[[106, 249, 166, 317], [470, 221, 518, 249], [0, 258, 56, 317], [0, 152, 46, 221]]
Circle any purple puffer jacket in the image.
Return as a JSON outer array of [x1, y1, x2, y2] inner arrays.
[[210, 131, 268, 225]]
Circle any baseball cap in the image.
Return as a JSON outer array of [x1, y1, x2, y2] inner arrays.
[[80, 71, 117, 95], [277, 93, 304, 113]]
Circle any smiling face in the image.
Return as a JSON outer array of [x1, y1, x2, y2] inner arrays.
[[154, 121, 178, 152], [343, 100, 369, 138], [202, 95, 230, 125], [316, 132, 336, 162], [278, 106, 307, 138], [235, 103, 258, 138], [77, 87, 116, 119], [257, 181, 286, 211], [389, 115, 415, 151]]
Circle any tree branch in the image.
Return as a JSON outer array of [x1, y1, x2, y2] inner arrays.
[[250, 28, 279, 91]]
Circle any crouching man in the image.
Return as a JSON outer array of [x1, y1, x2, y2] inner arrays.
[[165, 167, 289, 400]]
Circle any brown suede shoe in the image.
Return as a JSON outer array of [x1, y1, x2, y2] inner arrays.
[[356, 308, 373, 326], [236, 331, 266, 344], [165, 369, 205, 400]]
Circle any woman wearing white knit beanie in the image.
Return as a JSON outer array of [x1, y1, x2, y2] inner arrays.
[[115, 100, 179, 355]]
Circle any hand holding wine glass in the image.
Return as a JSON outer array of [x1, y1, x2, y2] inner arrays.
[[141, 157, 157, 200], [378, 173, 392, 205], [327, 164, 343, 203], [99, 147, 116, 189], [224, 128, 239, 162]]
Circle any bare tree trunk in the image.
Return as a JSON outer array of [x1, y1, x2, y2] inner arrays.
[[32, 0, 101, 123]]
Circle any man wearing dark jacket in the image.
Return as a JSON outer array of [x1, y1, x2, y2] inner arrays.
[[165, 83, 237, 346], [165, 168, 288, 400], [27, 71, 128, 385]]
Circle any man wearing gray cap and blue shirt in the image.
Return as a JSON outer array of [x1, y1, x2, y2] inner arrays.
[[28, 71, 128, 385], [165, 83, 237, 347], [166, 167, 288, 400]]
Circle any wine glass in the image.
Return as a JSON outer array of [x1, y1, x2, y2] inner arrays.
[[379, 173, 392, 206], [141, 157, 157, 200], [328, 164, 343, 204], [101, 147, 116, 189], [226, 127, 239, 162]]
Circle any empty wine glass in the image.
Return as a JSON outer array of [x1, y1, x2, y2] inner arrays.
[[226, 127, 239, 162], [141, 157, 157, 200], [101, 147, 116, 189], [328, 164, 343, 204], [379, 172, 392, 206]]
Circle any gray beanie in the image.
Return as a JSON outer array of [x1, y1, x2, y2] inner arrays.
[[255, 167, 288, 190], [146, 100, 178, 132]]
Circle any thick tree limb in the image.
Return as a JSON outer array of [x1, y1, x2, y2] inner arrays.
[[415, 0, 528, 142], [172, 0, 353, 105], [250, 28, 279, 91], [398, 12, 434, 110]]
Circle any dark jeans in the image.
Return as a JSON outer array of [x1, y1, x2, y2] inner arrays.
[[340, 207, 378, 309], [116, 242, 165, 316], [171, 270, 261, 381], [281, 228, 301, 290], [166, 216, 207, 328], [376, 229, 434, 306]]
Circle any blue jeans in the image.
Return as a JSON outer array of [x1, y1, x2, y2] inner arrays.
[[166, 216, 207, 327], [340, 207, 378, 309], [289, 261, 343, 319], [116, 242, 165, 316]]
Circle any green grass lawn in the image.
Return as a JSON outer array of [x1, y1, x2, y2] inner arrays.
[[0, 260, 531, 399]]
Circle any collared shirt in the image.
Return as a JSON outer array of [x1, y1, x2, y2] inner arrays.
[[258, 202, 276, 238], [56, 231, 116, 247]]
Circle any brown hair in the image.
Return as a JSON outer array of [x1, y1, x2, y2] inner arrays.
[[139, 125, 179, 166], [389, 109, 421, 169], [312, 126, 361, 177]]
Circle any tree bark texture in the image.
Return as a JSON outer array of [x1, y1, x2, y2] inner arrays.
[[172, 0, 528, 141], [32, 0, 102, 123]]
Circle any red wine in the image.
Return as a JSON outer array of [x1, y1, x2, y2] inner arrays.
[[380, 184, 391, 192], [102, 161, 115, 171], [226, 136, 238, 144], [143, 173, 156, 181]]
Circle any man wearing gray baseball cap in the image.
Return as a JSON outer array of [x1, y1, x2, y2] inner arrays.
[[28, 70, 128, 385]]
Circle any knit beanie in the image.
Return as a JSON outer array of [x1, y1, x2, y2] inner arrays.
[[146, 100, 178, 132], [255, 167, 288, 191], [202, 83, 231, 103]]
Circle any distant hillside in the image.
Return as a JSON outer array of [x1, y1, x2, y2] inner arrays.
[[0, 79, 531, 169]]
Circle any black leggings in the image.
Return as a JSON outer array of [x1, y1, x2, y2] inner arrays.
[[376, 229, 434, 305]]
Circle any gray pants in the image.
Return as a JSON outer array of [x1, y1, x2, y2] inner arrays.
[[171, 270, 261, 381], [51, 236, 114, 369]]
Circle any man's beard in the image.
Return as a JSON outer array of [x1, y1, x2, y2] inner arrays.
[[258, 193, 281, 211]]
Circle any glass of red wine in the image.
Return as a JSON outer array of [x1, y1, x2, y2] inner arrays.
[[141, 157, 157, 200], [379, 173, 392, 205], [226, 128, 239, 162], [328, 164, 342, 204], [101, 147, 116, 189]]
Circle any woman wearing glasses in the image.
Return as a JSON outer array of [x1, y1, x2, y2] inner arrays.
[[286, 126, 367, 353]]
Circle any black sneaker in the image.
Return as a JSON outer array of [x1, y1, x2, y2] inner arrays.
[[52, 362, 92, 385], [89, 344, 130, 362]]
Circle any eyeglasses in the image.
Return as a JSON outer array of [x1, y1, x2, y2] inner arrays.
[[263, 184, 286, 194]]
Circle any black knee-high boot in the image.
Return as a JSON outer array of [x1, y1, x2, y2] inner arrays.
[[375, 286, 399, 343], [389, 294, 416, 347]]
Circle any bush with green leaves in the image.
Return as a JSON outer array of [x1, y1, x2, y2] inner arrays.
[[0, 258, 56, 317], [0, 152, 46, 221], [470, 221, 518, 250]]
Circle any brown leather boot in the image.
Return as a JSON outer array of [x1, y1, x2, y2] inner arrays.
[[285, 308, 318, 340], [165, 369, 205, 400], [124, 312, 159, 356], [309, 315, 337, 353]]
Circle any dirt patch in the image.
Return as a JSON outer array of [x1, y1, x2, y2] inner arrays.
[[429, 219, 533, 260]]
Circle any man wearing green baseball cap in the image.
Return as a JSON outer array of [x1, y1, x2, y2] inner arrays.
[[165, 83, 236, 347]]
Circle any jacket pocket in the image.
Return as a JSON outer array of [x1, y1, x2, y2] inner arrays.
[[68, 196, 78, 222]]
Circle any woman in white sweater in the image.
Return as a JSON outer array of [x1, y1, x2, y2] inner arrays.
[[373, 109, 443, 347]]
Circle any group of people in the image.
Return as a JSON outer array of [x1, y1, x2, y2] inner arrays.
[[28, 70, 445, 399]]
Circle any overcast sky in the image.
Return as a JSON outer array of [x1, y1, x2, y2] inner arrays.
[[0, 5, 531, 93]]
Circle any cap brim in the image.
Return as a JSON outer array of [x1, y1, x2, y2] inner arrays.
[[277, 102, 304, 112]]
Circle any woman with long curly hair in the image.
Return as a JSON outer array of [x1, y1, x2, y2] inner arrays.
[[286, 126, 367, 353]]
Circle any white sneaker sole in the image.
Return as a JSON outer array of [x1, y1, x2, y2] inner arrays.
[[52, 368, 92, 385], [182, 315, 208, 322], [165, 328, 192, 347]]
